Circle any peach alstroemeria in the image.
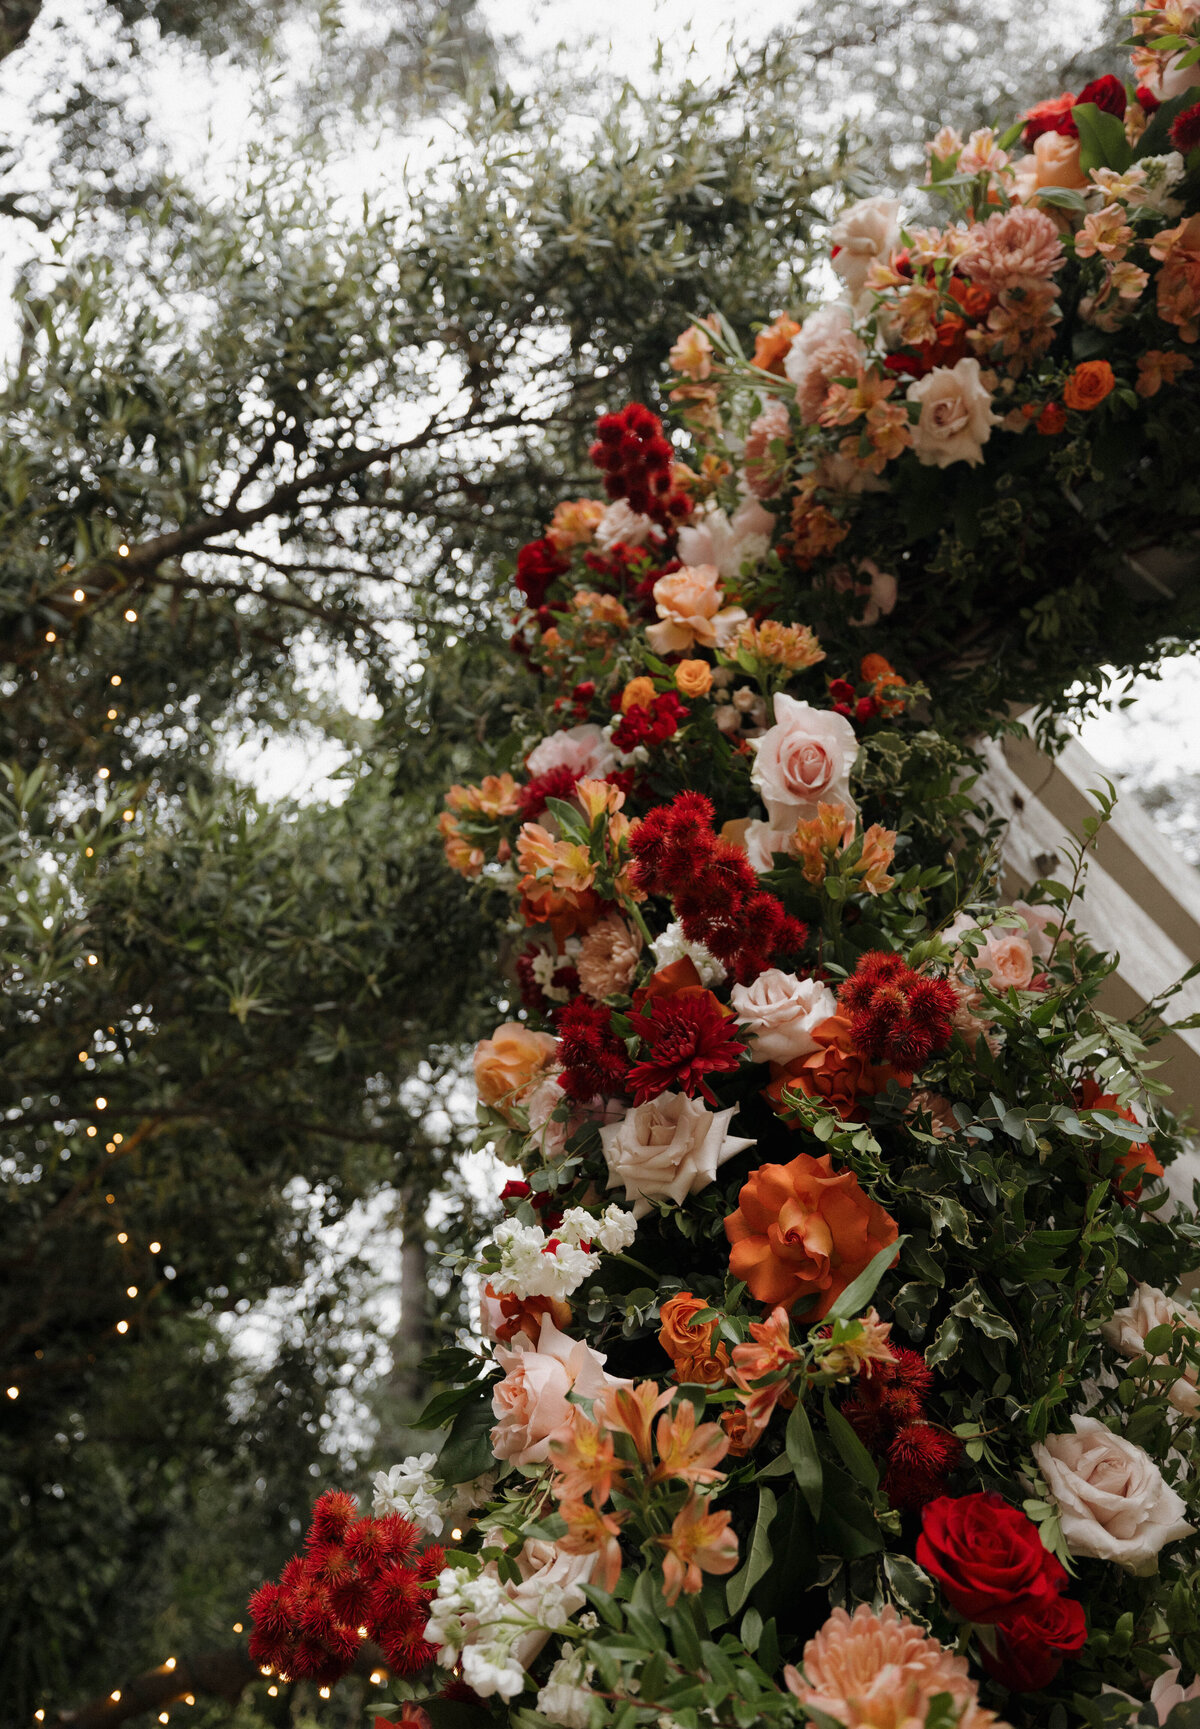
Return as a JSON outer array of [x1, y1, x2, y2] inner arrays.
[[574, 778, 627, 826], [438, 811, 485, 878], [1137, 349, 1194, 397], [517, 823, 596, 895], [557, 1497, 626, 1593], [445, 772, 523, 817], [570, 589, 630, 628], [669, 323, 716, 380], [548, 1409, 629, 1506], [818, 366, 899, 430], [651, 1400, 730, 1487], [657, 1495, 740, 1606], [736, 618, 826, 672], [593, 1380, 676, 1467], [1075, 203, 1133, 262], [732, 1305, 801, 1383], [790, 802, 855, 887]]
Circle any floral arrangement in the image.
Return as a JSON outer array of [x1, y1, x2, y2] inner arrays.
[[252, 13, 1200, 1728]]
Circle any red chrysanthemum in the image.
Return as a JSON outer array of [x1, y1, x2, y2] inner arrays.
[[1170, 100, 1200, 154], [627, 990, 747, 1105], [588, 403, 678, 521], [629, 792, 806, 982], [556, 997, 631, 1101], [839, 951, 957, 1068], [247, 1492, 438, 1692], [515, 537, 570, 610]]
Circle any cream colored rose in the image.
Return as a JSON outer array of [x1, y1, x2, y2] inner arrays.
[[474, 1022, 559, 1111], [743, 820, 795, 875], [1033, 1414, 1194, 1574], [677, 497, 775, 580], [601, 1092, 755, 1217], [750, 693, 858, 828], [491, 1314, 624, 1466], [646, 564, 748, 655], [830, 195, 902, 304], [907, 359, 999, 469], [1102, 1284, 1200, 1416], [730, 968, 839, 1065]]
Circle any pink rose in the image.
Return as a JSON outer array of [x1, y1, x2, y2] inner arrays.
[[646, 564, 747, 655], [907, 359, 999, 469], [526, 723, 618, 782], [1011, 899, 1060, 962], [730, 968, 839, 1065], [677, 497, 775, 578], [594, 499, 664, 552], [784, 305, 866, 423], [1013, 131, 1088, 200], [1102, 1284, 1200, 1416], [491, 1314, 625, 1466], [977, 931, 1036, 991], [750, 694, 858, 828], [474, 1022, 560, 1113]]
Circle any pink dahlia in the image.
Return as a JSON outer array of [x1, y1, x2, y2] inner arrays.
[[784, 1603, 1005, 1729], [784, 307, 866, 426], [964, 207, 1065, 295]]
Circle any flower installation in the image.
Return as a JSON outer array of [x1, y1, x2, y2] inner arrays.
[[253, 12, 1200, 1726]]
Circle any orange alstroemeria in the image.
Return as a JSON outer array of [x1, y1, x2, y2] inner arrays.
[[731, 1306, 800, 1384], [593, 1380, 676, 1467], [445, 773, 523, 818], [651, 1400, 730, 1487], [557, 1497, 627, 1593], [517, 822, 596, 894], [548, 1409, 629, 1506], [574, 777, 628, 827], [657, 1495, 740, 1607]]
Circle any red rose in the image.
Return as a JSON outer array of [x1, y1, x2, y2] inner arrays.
[[917, 1492, 1066, 1625], [983, 1594, 1088, 1692]]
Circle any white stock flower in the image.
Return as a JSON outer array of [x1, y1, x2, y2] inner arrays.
[[537, 1649, 597, 1729], [601, 1092, 754, 1217], [491, 1218, 600, 1302], [428, 1543, 597, 1699], [651, 921, 726, 985], [556, 1202, 639, 1254], [1033, 1415, 1194, 1574], [372, 1452, 444, 1532]]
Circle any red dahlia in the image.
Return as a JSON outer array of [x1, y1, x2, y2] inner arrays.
[[628, 989, 747, 1104], [1170, 100, 1200, 153]]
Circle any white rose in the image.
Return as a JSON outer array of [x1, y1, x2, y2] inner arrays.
[[593, 499, 664, 551], [601, 1091, 755, 1217], [1033, 1414, 1194, 1574], [526, 723, 618, 782], [907, 358, 999, 469], [830, 195, 903, 304], [1102, 1284, 1200, 1416], [743, 819, 795, 875], [729, 968, 839, 1065], [508, 1538, 597, 1667], [750, 693, 858, 828], [676, 496, 775, 579]]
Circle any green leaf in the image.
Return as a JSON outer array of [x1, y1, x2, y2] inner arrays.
[[823, 1391, 879, 1491], [821, 1236, 906, 1325], [883, 1551, 936, 1616], [725, 1484, 777, 1615], [436, 1394, 496, 1484], [785, 1398, 823, 1521], [1072, 102, 1133, 173]]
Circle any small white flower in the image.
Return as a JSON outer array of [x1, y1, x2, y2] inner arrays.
[[537, 1650, 597, 1728], [461, 1641, 527, 1700], [372, 1453, 444, 1534], [651, 920, 727, 986], [556, 1203, 638, 1254], [492, 1217, 600, 1302]]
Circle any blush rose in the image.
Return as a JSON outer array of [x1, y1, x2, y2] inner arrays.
[[730, 968, 839, 1065], [907, 358, 999, 469], [750, 694, 858, 828], [1033, 1415, 1194, 1573], [601, 1091, 755, 1217], [491, 1314, 626, 1466]]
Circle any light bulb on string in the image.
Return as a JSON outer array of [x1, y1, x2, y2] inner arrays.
[[150, 1241, 162, 1253]]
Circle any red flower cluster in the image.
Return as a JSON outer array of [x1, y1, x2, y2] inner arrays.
[[839, 952, 957, 1068], [589, 403, 679, 521], [518, 765, 581, 820], [556, 998, 631, 1101], [1171, 100, 1200, 154], [515, 537, 569, 610], [1022, 73, 1125, 142], [516, 944, 580, 1014], [611, 691, 688, 754], [630, 792, 807, 983], [628, 990, 747, 1105], [841, 1347, 961, 1510], [248, 1491, 442, 1687], [918, 1492, 1086, 1691]]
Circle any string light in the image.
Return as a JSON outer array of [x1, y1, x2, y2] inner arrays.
[[113, 1133, 123, 1144], [369, 1670, 385, 1685], [110, 1692, 122, 1703], [124, 609, 137, 621], [73, 589, 85, 602], [97, 767, 109, 780], [451, 1527, 463, 1540], [118, 544, 129, 556], [35, 1713, 45, 1722], [78, 1051, 88, 1062], [117, 1232, 128, 1244], [116, 1321, 129, 1335], [110, 675, 121, 686], [96, 1097, 107, 1110], [86, 1126, 97, 1137], [107, 709, 117, 720], [266, 1686, 278, 1698], [85, 847, 94, 857], [150, 1241, 162, 1253], [122, 810, 134, 822], [106, 1194, 116, 1203], [259, 1668, 272, 1678], [6, 1387, 18, 1400], [231, 1622, 243, 1634], [183, 1696, 195, 1707], [87, 954, 99, 965], [45, 631, 55, 642], [126, 1286, 138, 1298], [164, 1658, 176, 1671], [158, 1714, 169, 1725], [105, 1141, 115, 1153]]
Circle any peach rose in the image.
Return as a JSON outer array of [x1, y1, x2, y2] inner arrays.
[[576, 913, 643, 1000], [474, 1021, 559, 1112], [907, 358, 999, 469], [725, 1149, 899, 1316], [729, 968, 839, 1066], [829, 196, 902, 305], [1063, 359, 1115, 411], [601, 1091, 754, 1217], [1033, 1415, 1193, 1573], [1102, 1284, 1200, 1416], [646, 564, 748, 655], [1016, 130, 1088, 196], [658, 1291, 731, 1385], [491, 1314, 625, 1466], [675, 658, 713, 697], [750, 693, 858, 827]]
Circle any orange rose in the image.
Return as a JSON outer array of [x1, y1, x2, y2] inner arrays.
[[474, 1021, 559, 1111], [765, 1014, 907, 1123], [1063, 360, 1115, 412], [519, 880, 603, 945], [620, 676, 656, 712], [724, 1150, 899, 1316], [675, 659, 714, 698], [752, 314, 801, 375], [1077, 1077, 1164, 1201], [658, 1292, 731, 1386]]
